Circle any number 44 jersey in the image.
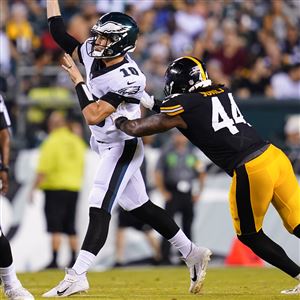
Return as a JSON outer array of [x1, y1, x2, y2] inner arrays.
[[160, 87, 268, 176], [79, 41, 146, 143]]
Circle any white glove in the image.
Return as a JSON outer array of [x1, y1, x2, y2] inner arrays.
[[140, 91, 155, 109]]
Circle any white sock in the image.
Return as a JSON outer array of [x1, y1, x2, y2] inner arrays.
[[72, 250, 96, 275], [295, 273, 300, 281], [0, 263, 22, 290], [168, 229, 193, 258]]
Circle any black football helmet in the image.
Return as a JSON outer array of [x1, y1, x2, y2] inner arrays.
[[164, 56, 212, 96], [87, 12, 139, 59]]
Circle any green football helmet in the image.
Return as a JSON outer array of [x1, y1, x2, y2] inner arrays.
[[87, 12, 139, 59]]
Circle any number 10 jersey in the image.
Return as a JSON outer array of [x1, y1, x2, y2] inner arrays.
[[79, 41, 146, 143]]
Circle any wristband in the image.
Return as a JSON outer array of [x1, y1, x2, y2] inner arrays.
[[0, 163, 9, 172], [75, 82, 95, 110], [115, 116, 128, 129]]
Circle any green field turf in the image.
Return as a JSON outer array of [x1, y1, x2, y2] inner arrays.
[[1, 267, 299, 300]]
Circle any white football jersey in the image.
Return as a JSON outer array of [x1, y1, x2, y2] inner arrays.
[[79, 40, 146, 143]]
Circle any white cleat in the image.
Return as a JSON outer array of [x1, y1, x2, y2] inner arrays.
[[183, 246, 212, 294], [5, 286, 34, 300], [281, 283, 300, 295], [42, 268, 89, 297]]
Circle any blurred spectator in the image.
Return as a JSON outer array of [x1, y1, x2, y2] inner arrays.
[[262, 0, 292, 43], [6, 3, 39, 59], [234, 57, 273, 99], [67, 14, 90, 43], [206, 59, 231, 89], [284, 114, 300, 174], [211, 19, 247, 77], [281, 24, 300, 65], [155, 131, 206, 265], [31, 111, 86, 269], [271, 63, 300, 100]]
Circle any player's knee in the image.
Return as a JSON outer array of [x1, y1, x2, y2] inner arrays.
[[81, 207, 111, 255], [237, 230, 263, 249], [293, 224, 300, 238]]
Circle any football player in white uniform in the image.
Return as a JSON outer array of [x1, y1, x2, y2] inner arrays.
[[0, 94, 34, 300], [43, 1, 212, 297]]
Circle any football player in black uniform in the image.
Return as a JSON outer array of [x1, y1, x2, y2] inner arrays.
[[116, 56, 300, 295]]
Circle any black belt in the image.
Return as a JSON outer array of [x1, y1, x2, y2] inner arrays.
[[236, 144, 270, 168]]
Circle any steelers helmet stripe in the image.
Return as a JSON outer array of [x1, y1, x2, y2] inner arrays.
[[183, 56, 207, 81]]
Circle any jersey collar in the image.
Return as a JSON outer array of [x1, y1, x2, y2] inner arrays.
[[90, 57, 129, 79]]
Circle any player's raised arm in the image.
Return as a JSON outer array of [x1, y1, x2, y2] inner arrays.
[[115, 113, 187, 137], [47, 0, 80, 57]]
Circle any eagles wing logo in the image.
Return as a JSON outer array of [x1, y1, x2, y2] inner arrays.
[[94, 21, 131, 34], [116, 86, 140, 95]]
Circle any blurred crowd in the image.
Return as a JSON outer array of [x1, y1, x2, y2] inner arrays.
[[0, 0, 299, 148]]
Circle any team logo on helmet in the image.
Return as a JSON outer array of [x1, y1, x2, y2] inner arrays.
[[92, 21, 131, 35]]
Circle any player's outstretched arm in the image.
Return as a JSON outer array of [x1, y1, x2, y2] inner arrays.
[[47, 0, 80, 57], [115, 113, 187, 137]]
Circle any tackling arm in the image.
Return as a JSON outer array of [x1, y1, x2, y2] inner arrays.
[[115, 113, 187, 137]]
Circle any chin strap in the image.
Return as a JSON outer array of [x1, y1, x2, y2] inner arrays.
[[189, 79, 212, 92]]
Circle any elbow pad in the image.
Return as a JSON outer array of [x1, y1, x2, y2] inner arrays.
[[48, 16, 80, 55]]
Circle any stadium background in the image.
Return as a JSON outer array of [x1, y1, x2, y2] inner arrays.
[[0, 0, 299, 272]]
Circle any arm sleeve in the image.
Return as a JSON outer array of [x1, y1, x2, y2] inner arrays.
[[48, 16, 81, 55]]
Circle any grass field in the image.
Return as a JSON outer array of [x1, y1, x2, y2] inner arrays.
[[1, 267, 299, 300]]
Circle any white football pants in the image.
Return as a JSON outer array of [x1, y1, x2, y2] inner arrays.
[[88, 137, 149, 212]]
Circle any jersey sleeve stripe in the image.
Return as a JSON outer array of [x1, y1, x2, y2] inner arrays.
[[166, 109, 185, 116], [160, 106, 184, 113], [160, 104, 183, 110]]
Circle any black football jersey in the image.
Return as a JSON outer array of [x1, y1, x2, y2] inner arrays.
[[160, 87, 268, 176]]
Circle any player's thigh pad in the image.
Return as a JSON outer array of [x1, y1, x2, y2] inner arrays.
[[229, 145, 279, 235], [88, 138, 146, 212], [118, 168, 148, 211], [271, 148, 300, 233]]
